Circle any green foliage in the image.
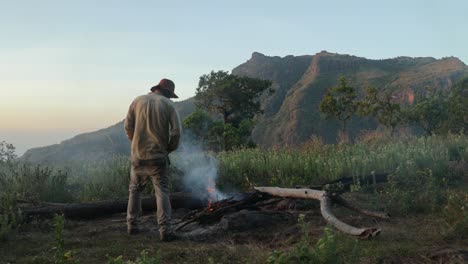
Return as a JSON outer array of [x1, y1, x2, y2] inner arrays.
[[189, 70, 271, 150], [1, 141, 73, 204], [0, 141, 17, 162], [222, 119, 256, 150], [442, 191, 468, 239], [267, 215, 360, 264], [107, 250, 162, 264], [182, 109, 216, 141], [0, 162, 73, 204], [53, 214, 65, 262], [0, 194, 21, 241], [0, 143, 22, 241], [196, 70, 273, 124], [219, 134, 467, 215], [69, 155, 131, 201], [182, 109, 255, 150], [318, 77, 358, 133], [442, 77, 468, 133], [358, 86, 403, 134], [408, 86, 449, 135], [406, 77, 467, 135], [52, 214, 75, 264], [0, 142, 72, 245]]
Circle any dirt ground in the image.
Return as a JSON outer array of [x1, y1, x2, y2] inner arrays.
[[1, 206, 467, 263]]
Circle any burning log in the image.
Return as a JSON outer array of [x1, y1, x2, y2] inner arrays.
[[175, 192, 273, 231], [253, 186, 386, 239]]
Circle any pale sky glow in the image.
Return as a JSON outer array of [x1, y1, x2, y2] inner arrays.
[[1, 0, 467, 155]]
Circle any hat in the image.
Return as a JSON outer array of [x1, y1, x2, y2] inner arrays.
[[150, 79, 178, 98]]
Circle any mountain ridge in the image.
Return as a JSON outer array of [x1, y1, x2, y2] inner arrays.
[[232, 51, 467, 146], [22, 51, 468, 164]]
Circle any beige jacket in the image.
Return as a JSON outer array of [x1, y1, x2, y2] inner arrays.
[[124, 92, 181, 161]]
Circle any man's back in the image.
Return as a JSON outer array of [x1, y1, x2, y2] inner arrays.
[[124, 93, 181, 161]]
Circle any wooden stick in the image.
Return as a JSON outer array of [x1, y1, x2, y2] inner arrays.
[[254, 186, 383, 239]]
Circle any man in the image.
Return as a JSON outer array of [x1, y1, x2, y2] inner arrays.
[[124, 78, 181, 241]]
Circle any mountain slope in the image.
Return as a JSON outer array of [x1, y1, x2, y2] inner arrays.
[[232, 51, 468, 146], [22, 52, 468, 164], [21, 98, 195, 164]]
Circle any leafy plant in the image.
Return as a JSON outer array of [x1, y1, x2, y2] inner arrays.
[[358, 86, 404, 134], [52, 214, 74, 264], [0, 141, 17, 162], [194, 70, 272, 150], [318, 76, 358, 134], [267, 215, 361, 263], [407, 86, 449, 135], [107, 250, 162, 264], [442, 191, 468, 239], [0, 197, 21, 241]]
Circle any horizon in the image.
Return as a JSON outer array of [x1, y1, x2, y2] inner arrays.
[[1, 0, 467, 155]]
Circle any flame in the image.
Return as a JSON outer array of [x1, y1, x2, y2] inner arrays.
[[206, 178, 217, 211], [407, 89, 415, 105]]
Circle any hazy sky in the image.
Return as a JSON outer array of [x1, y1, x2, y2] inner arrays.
[[1, 0, 467, 155]]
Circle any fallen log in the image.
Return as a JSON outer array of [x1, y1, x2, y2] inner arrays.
[[20, 192, 208, 221], [253, 186, 386, 239], [308, 173, 389, 193]]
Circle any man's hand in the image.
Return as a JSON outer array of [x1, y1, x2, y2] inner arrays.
[[126, 132, 134, 141]]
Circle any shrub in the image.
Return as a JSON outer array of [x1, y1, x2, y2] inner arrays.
[[442, 191, 468, 239], [51, 214, 75, 264]]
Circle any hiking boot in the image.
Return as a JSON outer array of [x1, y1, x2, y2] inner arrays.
[[160, 232, 176, 242], [127, 226, 140, 235]]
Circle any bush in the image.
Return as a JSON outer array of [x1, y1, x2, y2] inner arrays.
[[0, 162, 73, 204], [0, 198, 21, 241], [442, 191, 468, 239], [67, 155, 131, 201]]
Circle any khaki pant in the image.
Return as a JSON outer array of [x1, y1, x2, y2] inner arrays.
[[126, 163, 172, 235]]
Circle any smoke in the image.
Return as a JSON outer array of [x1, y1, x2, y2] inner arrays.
[[170, 131, 226, 201]]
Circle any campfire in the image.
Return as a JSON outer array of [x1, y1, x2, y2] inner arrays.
[[206, 178, 218, 211], [19, 173, 390, 240], [174, 173, 390, 240]]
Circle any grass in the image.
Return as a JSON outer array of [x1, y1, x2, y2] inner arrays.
[[1, 208, 466, 263], [0, 134, 467, 263], [0, 217, 271, 263], [218, 134, 467, 215], [219, 133, 467, 189]]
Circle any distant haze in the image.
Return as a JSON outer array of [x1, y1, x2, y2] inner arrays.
[[0, 125, 127, 156], [0, 130, 86, 156]]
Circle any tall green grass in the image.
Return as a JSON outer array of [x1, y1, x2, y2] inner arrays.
[[218, 134, 467, 215], [0, 134, 466, 212], [64, 155, 131, 202], [218, 134, 467, 189]]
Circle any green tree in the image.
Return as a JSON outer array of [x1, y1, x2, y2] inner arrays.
[[409, 87, 449, 135], [318, 77, 358, 134], [182, 109, 215, 140], [442, 77, 468, 133], [192, 70, 273, 150], [358, 86, 403, 135], [0, 141, 17, 162], [195, 70, 273, 125]]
